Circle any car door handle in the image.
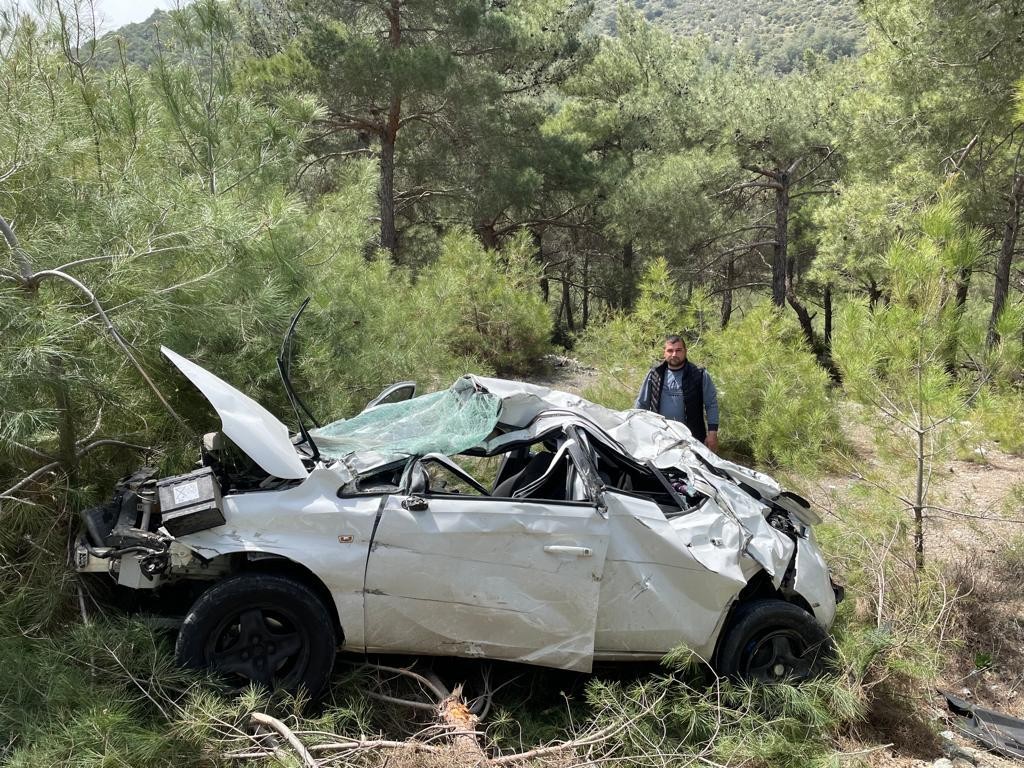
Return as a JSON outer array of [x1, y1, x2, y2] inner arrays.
[[402, 496, 429, 511], [543, 545, 592, 557]]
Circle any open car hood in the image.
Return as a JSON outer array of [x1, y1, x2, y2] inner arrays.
[[161, 347, 308, 480]]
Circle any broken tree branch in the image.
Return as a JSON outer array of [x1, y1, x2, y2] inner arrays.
[[2, 212, 191, 435], [360, 662, 450, 701], [367, 691, 438, 712], [250, 712, 318, 768], [0, 211, 34, 283]]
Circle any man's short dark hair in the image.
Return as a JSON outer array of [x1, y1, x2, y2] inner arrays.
[[664, 334, 685, 346]]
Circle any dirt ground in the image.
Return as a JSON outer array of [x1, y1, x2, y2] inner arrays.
[[534, 359, 1024, 768]]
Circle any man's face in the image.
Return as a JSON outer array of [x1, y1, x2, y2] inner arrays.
[[663, 340, 687, 369]]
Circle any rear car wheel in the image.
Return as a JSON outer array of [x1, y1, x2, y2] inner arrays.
[[716, 599, 832, 683], [176, 573, 336, 697]]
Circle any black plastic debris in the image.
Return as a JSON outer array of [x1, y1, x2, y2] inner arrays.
[[940, 689, 1024, 759]]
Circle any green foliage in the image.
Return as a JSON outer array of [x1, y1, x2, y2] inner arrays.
[[833, 197, 980, 439], [578, 263, 838, 469], [576, 670, 862, 768], [4, 0, 1024, 762], [831, 197, 984, 569], [575, 257, 692, 367], [0, 619, 204, 766], [701, 304, 840, 469], [967, 388, 1024, 456], [91, 11, 170, 71], [576, 258, 691, 409], [413, 230, 553, 376]]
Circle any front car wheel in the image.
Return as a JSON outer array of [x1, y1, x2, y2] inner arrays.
[[715, 599, 833, 683], [175, 573, 336, 697]]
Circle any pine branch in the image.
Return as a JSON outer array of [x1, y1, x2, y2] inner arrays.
[[1, 438, 150, 502], [0, 212, 34, 283]]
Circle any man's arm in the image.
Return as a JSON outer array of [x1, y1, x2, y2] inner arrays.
[[703, 370, 719, 451], [635, 373, 653, 410]]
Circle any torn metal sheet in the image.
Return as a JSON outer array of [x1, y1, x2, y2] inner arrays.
[[794, 527, 837, 627], [595, 491, 749, 659], [941, 689, 1024, 759], [710, 479, 795, 588]]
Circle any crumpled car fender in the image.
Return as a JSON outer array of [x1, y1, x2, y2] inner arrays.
[[171, 464, 378, 650], [793, 528, 837, 627]]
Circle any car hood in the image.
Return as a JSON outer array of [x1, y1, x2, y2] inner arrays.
[[161, 347, 308, 480]]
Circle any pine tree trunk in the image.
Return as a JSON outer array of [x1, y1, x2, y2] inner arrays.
[[561, 270, 575, 332], [477, 221, 499, 248], [823, 283, 833, 350], [946, 267, 972, 375], [531, 227, 549, 302], [720, 256, 734, 329], [622, 240, 636, 309], [987, 172, 1024, 347], [379, 131, 398, 258], [914, 423, 925, 570], [378, 0, 401, 259], [772, 173, 790, 308], [868, 277, 884, 309], [786, 280, 842, 382], [582, 250, 590, 329]]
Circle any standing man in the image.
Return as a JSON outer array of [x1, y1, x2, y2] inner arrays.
[[635, 335, 720, 452]]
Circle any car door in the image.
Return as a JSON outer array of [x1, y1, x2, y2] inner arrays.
[[362, 434, 609, 672]]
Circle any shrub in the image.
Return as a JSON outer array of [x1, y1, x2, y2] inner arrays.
[[701, 303, 840, 469], [413, 229, 553, 376], [576, 258, 698, 410], [968, 388, 1024, 455]]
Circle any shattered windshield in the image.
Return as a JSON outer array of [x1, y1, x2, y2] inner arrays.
[[312, 377, 500, 461]]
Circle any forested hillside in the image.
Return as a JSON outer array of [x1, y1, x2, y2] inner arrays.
[[91, 9, 167, 69], [96, 0, 864, 72], [594, 0, 864, 69], [3, 0, 1024, 766]]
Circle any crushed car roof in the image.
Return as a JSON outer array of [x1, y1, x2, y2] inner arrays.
[[163, 350, 816, 526]]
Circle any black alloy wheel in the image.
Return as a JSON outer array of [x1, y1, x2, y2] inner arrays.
[[716, 599, 832, 683], [176, 573, 336, 697]]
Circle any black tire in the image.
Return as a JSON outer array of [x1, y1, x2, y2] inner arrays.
[[175, 573, 336, 697], [715, 599, 832, 683]]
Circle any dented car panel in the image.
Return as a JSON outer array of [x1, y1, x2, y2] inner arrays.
[[174, 463, 378, 649], [364, 494, 609, 671], [594, 490, 750, 658], [75, 350, 840, 689], [793, 528, 838, 628]]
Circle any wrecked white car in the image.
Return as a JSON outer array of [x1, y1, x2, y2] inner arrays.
[[75, 344, 841, 697]]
